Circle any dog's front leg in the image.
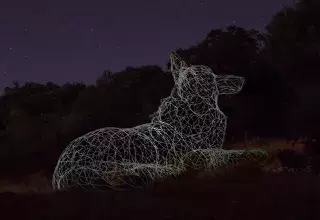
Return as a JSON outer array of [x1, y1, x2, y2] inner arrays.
[[182, 148, 268, 171]]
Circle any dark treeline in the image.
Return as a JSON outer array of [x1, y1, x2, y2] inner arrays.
[[0, 0, 320, 178]]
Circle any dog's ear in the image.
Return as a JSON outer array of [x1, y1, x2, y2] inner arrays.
[[170, 50, 188, 84]]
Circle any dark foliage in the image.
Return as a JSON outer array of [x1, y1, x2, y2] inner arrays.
[[276, 149, 309, 171], [303, 138, 320, 174]]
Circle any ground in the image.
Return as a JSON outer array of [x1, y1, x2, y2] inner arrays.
[[0, 166, 319, 220], [0, 138, 318, 219]]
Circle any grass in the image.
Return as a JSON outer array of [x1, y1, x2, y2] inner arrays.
[[0, 138, 319, 219], [0, 138, 309, 193]]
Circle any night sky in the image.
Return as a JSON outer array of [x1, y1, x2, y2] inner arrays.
[[1, 0, 295, 93]]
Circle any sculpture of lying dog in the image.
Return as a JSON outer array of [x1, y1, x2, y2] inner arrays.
[[52, 51, 265, 191]]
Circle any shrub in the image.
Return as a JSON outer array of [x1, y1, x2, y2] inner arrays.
[[276, 149, 308, 171]]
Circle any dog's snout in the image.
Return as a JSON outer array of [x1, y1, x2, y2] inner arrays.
[[235, 76, 245, 88], [216, 75, 245, 95]]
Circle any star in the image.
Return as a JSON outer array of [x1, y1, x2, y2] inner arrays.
[[24, 55, 28, 59], [24, 28, 28, 31], [96, 44, 101, 48]]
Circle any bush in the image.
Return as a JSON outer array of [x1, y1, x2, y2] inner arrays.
[[303, 138, 320, 174], [276, 149, 308, 171]]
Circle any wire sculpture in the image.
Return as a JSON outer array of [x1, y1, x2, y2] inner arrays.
[[52, 50, 267, 191]]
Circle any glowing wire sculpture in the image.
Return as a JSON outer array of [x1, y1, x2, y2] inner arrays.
[[52, 50, 267, 191]]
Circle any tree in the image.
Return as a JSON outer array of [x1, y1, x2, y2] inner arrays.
[[266, 1, 320, 84], [167, 26, 266, 79], [96, 69, 114, 87], [265, 0, 320, 137]]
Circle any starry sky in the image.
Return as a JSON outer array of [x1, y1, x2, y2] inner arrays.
[[0, 0, 295, 93]]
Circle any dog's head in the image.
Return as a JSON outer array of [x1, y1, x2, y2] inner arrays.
[[169, 51, 245, 100]]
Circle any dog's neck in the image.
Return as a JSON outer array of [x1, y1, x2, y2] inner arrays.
[[150, 89, 225, 149]]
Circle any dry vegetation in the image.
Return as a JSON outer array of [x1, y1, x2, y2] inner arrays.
[[0, 138, 319, 220], [0, 138, 309, 193]]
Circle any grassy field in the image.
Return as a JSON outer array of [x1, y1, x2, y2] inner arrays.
[[0, 170, 319, 220], [0, 138, 318, 219]]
